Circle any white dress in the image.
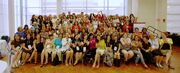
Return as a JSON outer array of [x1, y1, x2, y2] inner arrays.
[[61, 38, 71, 52]]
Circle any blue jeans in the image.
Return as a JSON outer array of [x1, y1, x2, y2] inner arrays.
[[133, 49, 145, 64]]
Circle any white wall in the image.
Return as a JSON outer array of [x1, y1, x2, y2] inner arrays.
[[128, 0, 167, 32]]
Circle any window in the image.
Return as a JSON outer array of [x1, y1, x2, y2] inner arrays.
[[167, 0, 180, 33], [61, 0, 126, 15], [0, 0, 9, 36], [14, 0, 126, 31], [14, 0, 57, 27]]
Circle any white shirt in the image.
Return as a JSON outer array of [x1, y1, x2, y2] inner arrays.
[[149, 38, 159, 49], [62, 38, 71, 46]]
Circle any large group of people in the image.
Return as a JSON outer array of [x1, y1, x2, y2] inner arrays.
[[10, 12, 174, 69]]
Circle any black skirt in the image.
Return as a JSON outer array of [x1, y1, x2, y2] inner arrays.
[[151, 49, 163, 57]]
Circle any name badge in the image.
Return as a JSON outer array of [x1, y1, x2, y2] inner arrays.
[[152, 46, 155, 49], [56, 46, 60, 49], [28, 45, 32, 50], [114, 47, 117, 51], [83, 47, 86, 52], [47, 45, 51, 48], [76, 46, 80, 51], [16, 46, 21, 50]]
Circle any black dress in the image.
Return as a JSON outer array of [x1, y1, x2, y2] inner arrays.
[[11, 40, 23, 50], [161, 43, 170, 50], [36, 41, 44, 54], [72, 39, 83, 53], [141, 42, 154, 65], [23, 39, 34, 53], [111, 40, 119, 53]]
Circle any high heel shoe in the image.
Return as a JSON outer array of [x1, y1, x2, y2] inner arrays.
[[168, 65, 175, 69]]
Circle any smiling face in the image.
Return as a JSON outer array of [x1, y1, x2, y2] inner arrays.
[[149, 34, 155, 40], [26, 34, 31, 40], [161, 33, 167, 39], [97, 36, 101, 41], [36, 34, 41, 40], [14, 34, 20, 41], [134, 35, 139, 41]]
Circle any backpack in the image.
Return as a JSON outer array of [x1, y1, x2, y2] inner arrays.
[[104, 51, 113, 67], [52, 55, 61, 66], [1, 36, 10, 43]]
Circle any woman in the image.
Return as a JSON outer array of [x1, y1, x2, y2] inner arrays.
[[30, 15, 37, 25], [120, 33, 134, 64], [140, 36, 154, 66], [88, 34, 97, 60], [131, 35, 148, 68], [132, 27, 142, 39], [142, 28, 149, 38], [62, 33, 73, 66], [40, 34, 54, 67], [81, 33, 90, 64], [52, 33, 63, 62], [72, 34, 83, 66], [71, 21, 81, 34], [83, 33, 96, 64], [28, 34, 44, 64], [111, 34, 121, 67], [92, 35, 106, 68], [11, 34, 23, 68], [104, 35, 113, 67], [21, 34, 34, 65], [159, 33, 174, 69], [149, 34, 163, 68], [24, 25, 29, 34]]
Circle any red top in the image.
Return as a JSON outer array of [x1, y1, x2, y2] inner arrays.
[[71, 25, 81, 33], [122, 24, 133, 32], [89, 38, 96, 50]]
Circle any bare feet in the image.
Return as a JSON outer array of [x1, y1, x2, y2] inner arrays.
[[92, 63, 96, 68], [96, 65, 99, 68]]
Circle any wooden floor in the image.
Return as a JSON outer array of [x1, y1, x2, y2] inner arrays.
[[9, 46, 180, 73]]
